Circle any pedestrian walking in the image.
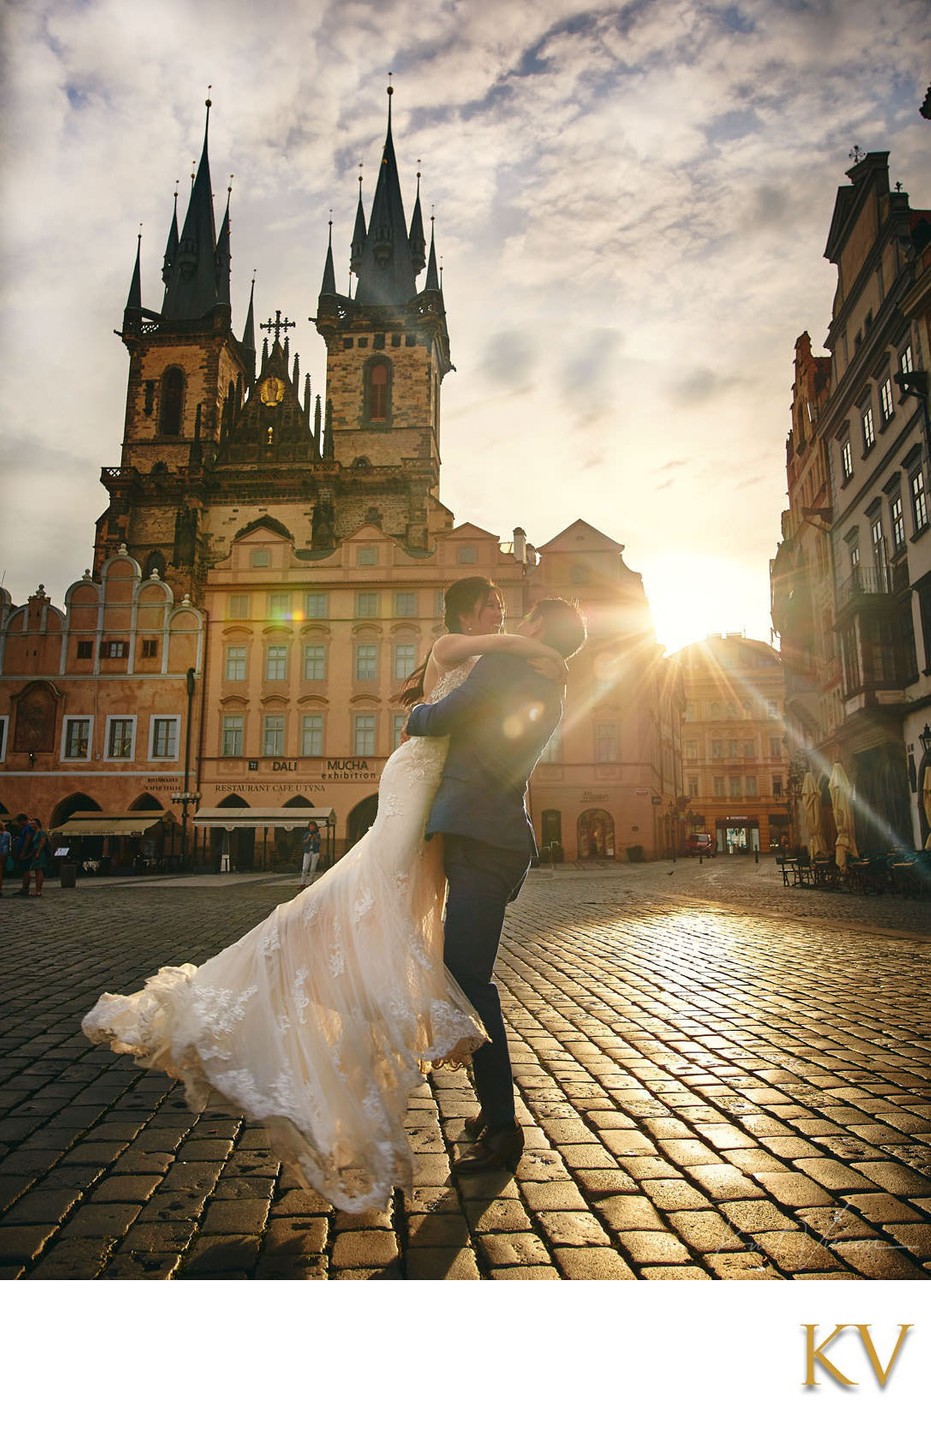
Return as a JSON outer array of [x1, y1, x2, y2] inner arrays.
[[29, 819, 50, 897], [12, 816, 35, 897], [0, 821, 11, 898], [300, 821, 321, 886]]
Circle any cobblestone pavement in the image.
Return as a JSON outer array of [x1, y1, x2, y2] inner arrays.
[[2, 856, 930, 1280]]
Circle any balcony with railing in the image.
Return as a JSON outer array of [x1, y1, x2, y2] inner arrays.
[[835, 564, 894, 617]]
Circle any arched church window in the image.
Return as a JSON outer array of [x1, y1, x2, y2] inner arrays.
[[159, 367, 184, 435], [144, 551, 167, 579], [364, 358, 391, 422]]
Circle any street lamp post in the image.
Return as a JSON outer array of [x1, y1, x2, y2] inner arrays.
[[172, 667, 200, 870]]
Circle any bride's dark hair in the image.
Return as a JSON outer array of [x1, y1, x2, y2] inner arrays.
[[396, 576, 504, 707]]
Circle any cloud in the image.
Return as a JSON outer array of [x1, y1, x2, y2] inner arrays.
[[1, 0, 930, 654]]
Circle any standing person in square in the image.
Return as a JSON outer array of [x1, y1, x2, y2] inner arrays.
[[300, 820, 321, 887], [405, 597, 587, 1172]]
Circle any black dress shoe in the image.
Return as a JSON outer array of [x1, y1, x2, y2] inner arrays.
[[454, 1124, 524, 1174], [462, 1110, 487, 1141]]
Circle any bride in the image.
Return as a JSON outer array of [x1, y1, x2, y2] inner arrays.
[[82, 577, 567, 1213]]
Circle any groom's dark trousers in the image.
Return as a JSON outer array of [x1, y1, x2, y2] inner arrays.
[[405, 651, 562, 1131], [442, 834, 531, 1128]]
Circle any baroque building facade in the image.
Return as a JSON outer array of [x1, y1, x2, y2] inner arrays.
[[0, 98, 683, 866], [771, 150, 931, 852], [673, 635, 788, 855]]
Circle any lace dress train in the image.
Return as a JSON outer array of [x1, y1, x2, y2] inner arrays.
[[82, 663, 485, 1213]]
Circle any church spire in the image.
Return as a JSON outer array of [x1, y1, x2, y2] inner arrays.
[[354, 84, 416, 306], [350, 171, 367, 275], [408, 168, 426, 276], [162, 94, 220, 320], [215, 176, 232, 307], [320, 216, 337, 296], [125, 231, 142, 314], [424, 215, 440, 292], [242, 271, 256, 351], [162, 185, 179, 287]]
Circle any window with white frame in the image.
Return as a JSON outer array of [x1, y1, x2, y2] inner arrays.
[[685, 740, 698, 760], [900, 342, 914, 376], [891, 492, 906, 550], [772, 776, 784, 798], [870, 514, 885, 574], [355, 644, 378, 682], [745, 776, 758, 797], [251, 548, 270, 568], [713, 776, 725, 797], [265, 645, 288, 681], [540, 725, 563, 763], [227, 593, 250, 619], [301, 713, 324, 757], [356, 592, 379, 618], [767, 699, 780, 718], [221, 714, 244, 757], [303, 644, 325, 681], [357, 546, 378, 567], [729, 776, 741, 799], [912, 469, 928, 532], [225, 644, 247, 681], [769, 737, 782, 760], [687, 776, 699, 799], [268, 592, 292, 620], [594, 722, 618, 763], [150, 716, 179, 760], [391, 713, 407, 750], [353, 713, 376, 756], [304, 592, 328, 619], [841, 437, 854, 482], [861, 404, 875, 451], [262, 713, 285, 756], [105, 717, 135, 760], [393, 643, 417, 681], [394, 592, 416, 618], [880, 375, 895, 423], [101, 640, 128, 659], [62, 717, 92, 760]]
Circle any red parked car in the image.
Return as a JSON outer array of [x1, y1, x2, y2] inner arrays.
[[686, 833, 716, 856]]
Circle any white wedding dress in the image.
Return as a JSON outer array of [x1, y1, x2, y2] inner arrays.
[[82, 661, 486, 1213]]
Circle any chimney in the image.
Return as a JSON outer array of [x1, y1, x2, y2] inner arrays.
[[513, 527, 527, 565]]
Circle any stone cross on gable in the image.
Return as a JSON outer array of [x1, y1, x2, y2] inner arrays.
[[260, 310, 296, 345]]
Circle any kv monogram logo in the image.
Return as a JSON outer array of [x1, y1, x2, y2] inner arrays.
[[803, 1325, 913, 1388]]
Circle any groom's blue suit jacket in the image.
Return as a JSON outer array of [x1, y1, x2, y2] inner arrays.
[[405, 652, 562, 854]]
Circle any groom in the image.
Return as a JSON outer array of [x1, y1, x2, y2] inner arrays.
[[405, 597, 587, 1172]]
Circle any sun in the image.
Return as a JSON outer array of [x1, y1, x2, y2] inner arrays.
[[643, 553, 775, 656]]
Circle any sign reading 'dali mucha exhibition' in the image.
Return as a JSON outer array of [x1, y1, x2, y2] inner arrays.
[[239, 758, 382, 782]]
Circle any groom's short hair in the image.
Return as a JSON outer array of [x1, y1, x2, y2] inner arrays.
[[531, 598, 587, 658]]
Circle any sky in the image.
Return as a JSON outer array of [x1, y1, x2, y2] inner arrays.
[[0, 0, 928, 655]]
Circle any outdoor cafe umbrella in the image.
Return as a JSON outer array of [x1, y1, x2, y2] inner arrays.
[[801, 772, 828, 858], [923, 765, 931, 850], [829, 761, 859, 869]]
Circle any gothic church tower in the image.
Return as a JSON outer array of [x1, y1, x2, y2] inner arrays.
[[314, 84, 452, 553], [95, 99, 256, 594], [95, 92, 453, 600]]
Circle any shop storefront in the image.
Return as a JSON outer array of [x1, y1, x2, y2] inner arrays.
[[714, 816, 761, 855]]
